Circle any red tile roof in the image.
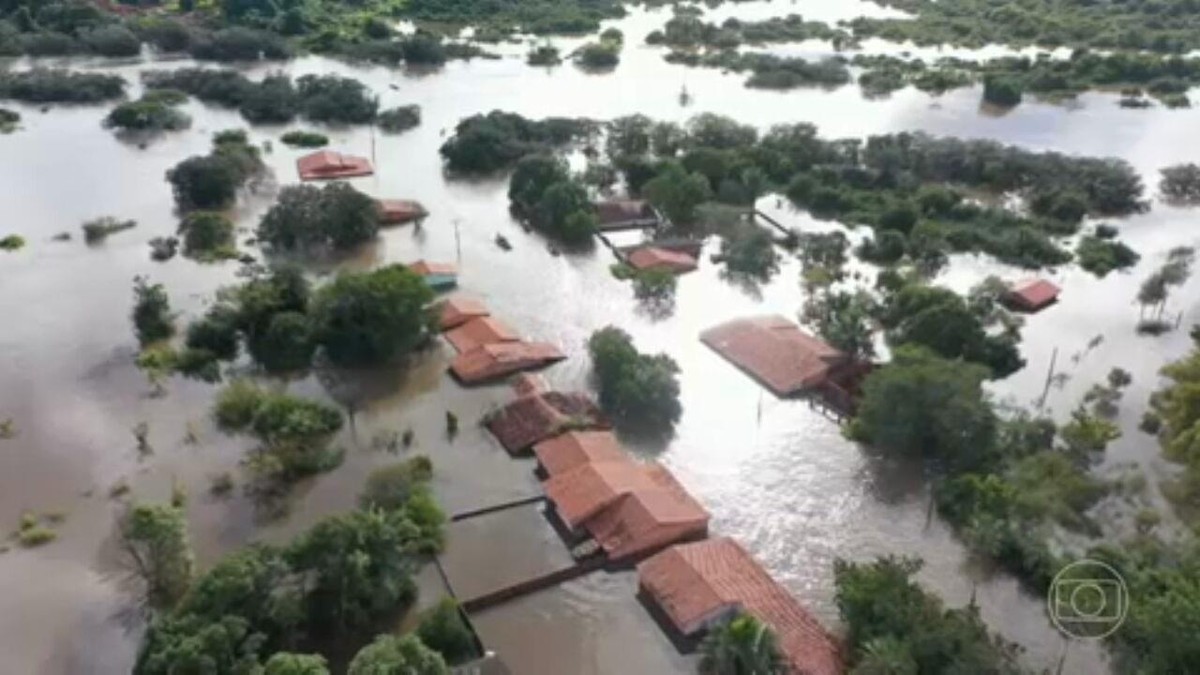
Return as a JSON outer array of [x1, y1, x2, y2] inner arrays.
[[296, 150, 373, 181], [444, 316, 519, 354], [483, 391, 606, 453], [451, 342, 566, 386], [510, 372, 548, 397], [408, 260, 458, 277], [1006, 279, 1060, 312], [437, 295, 490, 331], [376, 199, 428, 225], [701, 316, 847, 397], [533, 430, 627, 477], [594, 200, 660, 229], [638, 538, 843, 675], [544, 457, 709, 563], [627, 247, 698, 274]]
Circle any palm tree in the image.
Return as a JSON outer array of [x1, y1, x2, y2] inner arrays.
[[851, 636, 918, 675], [699, 613, 785, 675]]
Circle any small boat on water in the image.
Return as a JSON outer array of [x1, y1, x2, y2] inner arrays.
[[495, 234, 512, 251]]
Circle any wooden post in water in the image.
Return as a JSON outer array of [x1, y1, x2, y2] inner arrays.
[[1037, 347, 1059, 410], [454, 218, 462, 264]]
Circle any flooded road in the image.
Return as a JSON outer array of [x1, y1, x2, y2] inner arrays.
[[2, 1, 1199, 673]]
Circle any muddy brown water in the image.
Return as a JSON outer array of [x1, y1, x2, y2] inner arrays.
[[2, 1, 1199, 673]]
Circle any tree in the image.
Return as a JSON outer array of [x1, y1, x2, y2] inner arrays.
[[982, 75, 1022, 107], [508, 154, 569, 212], [804, 291, 876, 361], [359, 457, 433, 512], [311, 265, 434, 368], [575, 41, 619, 69], [180, 211, 236, 259], [719, 228, 779, 282], [378, 104, 421, 134], [118, 503, 193, 609], [166, 154, 242, 211], [848, 346, 997, 471], [699, 613, 785, 675], [133, 276, 174, 346], [533, 180, 595, 244], [1160, 163, 1200, 205], [186, 305, 240, 361], [286, 510, 421, 635], [258, 183, 380, 251], [263, 653, 329, 675], [250, 312, 315, 374], [416, 598, 478, 665], [587, 326, 682, 432], [348, 634, 448, 675], [104, 98, 191, 133], [135, 614, 266, 675], [642, 161, 711, 224], [852, 637, 917, 675]]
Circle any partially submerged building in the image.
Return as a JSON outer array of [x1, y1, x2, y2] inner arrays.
[[700, 315, 850, 397], [408, 260, 459, 291], [296, 150, 373, 181], [484, 391, 607, 454], [437, 295, 490, 331], [377, 199, 428, 225], [451, 342, 566, 386], [445, 316, 519, 354], [625, 246, 699, 274], [638, 537, 844, 675], [594, 199, 663, 231], [1004, 279, 1061, 313], [533, 430, 627, 478], [543, 457, 709, 565]]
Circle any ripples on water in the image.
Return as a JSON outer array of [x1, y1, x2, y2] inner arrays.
[[4, 0, 1199, 672]]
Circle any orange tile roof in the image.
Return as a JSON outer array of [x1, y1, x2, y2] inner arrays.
[[296, 150, 373, 181], [376, 199, 428, 225], [483, 390, 606, 452], [1006, 279, 1060, 312], [544, 457, 708, 562], [451, 341, 566, 386], [638, 538, 843, 675], [533, 430, 626, 477], [444, 316, 519, 354], [627, 247, 698, 274], [408, 260, 458, 277], [437, 295, 490, 330], [701, 316, 846, 397]]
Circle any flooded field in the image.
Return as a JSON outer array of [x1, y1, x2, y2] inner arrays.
[[3, 1, 1200, 673]]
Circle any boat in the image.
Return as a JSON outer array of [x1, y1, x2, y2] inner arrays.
[[495, 234, 512, 251]]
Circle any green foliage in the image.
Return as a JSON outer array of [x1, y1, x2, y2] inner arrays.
[[0, 68, 125, 103], [0, 107, 17, 133], [698, 613, 785, 675], [296, 74, 378, 124], [527, 44, 560, 66], [377, 104, 421, 133], [533, 180, 594, 244], [1160, 163, 1200, 205], [359, 456, 434, 513], [119, 503, 193, 609], [84, 24, 140, 57], [254, 312, 316, 374], [803, 290, 876, 361], [439, 110, 594, 174], [576, 40, 619, 69], [849, 346, 997, 472], [718, 228, 779, 282], [132, 276, 174, 346], [280, 130, 328, 148], [180, 211, 237, 260], [508, 154, 569, 212], [348, 634, 448, 675], [190, 27, 292, 62], [0, 234, 24, 251], [834, 556, 1022, 674], [416, 598, 478, 665], [214, 380, 343, 479], [82, 216, 137, 243], [263, 653, 329, 675], [642, 161, 711, 224], [982, 74, 1023, 107], [310, 265, 435, 368], [105, 96, 191, 133], [587, 326, 682, 432], [633, 267, 677, 304], [1076, 236, 1139, 277], [258, 183, 380, 251], [166, 131, 262, 211]]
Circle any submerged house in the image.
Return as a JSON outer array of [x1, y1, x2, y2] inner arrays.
[[408, 260, 459, 291], [296, 150, 373, 181], [437, 295, 490, 331], [700, 315, 850, 397], [638, 537, 844, 675], [542, 456, 709, 565], [445, 316, 519, 354], [533, 430, 627, 478], [594, 199, 663, 232], [377, 199, 428, 225], [625, 246, 699, 274], [483, 391, 607, 454], [451, 342, 566, 386], [1004, 279, 1061, 313]]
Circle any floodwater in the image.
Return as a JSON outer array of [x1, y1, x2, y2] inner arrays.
[[2, 0, 1199, 673]]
